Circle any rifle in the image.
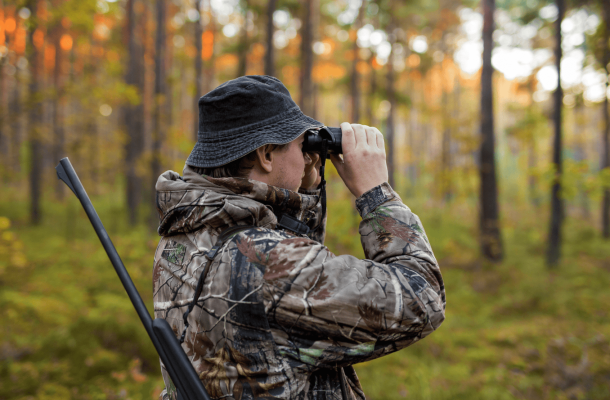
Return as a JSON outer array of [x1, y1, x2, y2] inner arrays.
[[56, 157, 211, 400]]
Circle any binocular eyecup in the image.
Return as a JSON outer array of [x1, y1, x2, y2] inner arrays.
[[302, 127, 342, 156]]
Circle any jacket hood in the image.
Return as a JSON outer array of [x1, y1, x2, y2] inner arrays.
[[155, 165, 320, 236]]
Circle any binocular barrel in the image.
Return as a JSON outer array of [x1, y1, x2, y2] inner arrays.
[[302, 126, 342, 155]]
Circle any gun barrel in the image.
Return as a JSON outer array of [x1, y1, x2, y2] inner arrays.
[[56, 157, 210, 400]]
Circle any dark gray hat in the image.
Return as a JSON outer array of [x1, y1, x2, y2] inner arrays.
[[186, 75, 324, 168]]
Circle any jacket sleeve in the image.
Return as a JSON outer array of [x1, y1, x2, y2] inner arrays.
[[259, 182, 445, 370]]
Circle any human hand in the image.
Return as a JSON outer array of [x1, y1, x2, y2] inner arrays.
[[330, 122, 388, 198], [300, 152, 322, 191]]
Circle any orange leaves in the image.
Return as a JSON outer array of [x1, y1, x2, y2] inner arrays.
[[4, 17, 16, 34], [15, 24, 26, 54], [44, 44, 55, 69], [371, 57, 383, 70], [0, 9, 4, 47], [60, 34, 73, 51], [215, 53, 237, 70], [356, 60, 370, 75], [202, 30, 213, 60], [407, 54, 420, 68], [313, 61, 346, 83], [33, 29, 44, 49], [281, 65, 299, 86]]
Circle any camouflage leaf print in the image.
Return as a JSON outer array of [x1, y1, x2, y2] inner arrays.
[[161, 240, 186, 265], [153, 171, 445, 400]]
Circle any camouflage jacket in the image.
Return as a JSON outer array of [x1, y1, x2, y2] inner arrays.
[[153, 166, 445, 400]]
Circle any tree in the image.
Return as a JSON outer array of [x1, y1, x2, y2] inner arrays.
[[386, 17, 396, 189], [601, 1, 610, 238], [299, 0, 315, 116], [194, 0, 203, 139], [51, 10, 67, 199], [264, 0, 277, 76], [349, 1, 364, 123], [479, 0, 503, 261], [237, 0, 249, 77], [152, 0, 167, 225], [124, 0, 146, 225], [28, 0, 43, 225], [546, 0, 565, 267]]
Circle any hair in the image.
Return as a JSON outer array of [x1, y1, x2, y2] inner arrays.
[[191, 143, 289, 178]]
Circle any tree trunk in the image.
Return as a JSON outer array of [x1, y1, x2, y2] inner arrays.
[[479, 0, 503, 261], [546, 0, 565, 267], [264, 0, 277, 77], [28, 0, 43, 225], [124, 0, 146, 225], [193, 0, 203, 140], [237, 0, 249, 77], [299, 0, 315, 116], [349, 3, 364, 123], [367, 52, 377, 127], [52, 19, 66, 199], [0, 0, 6, 172], [11, 51, 22, 174], [601, 0, 610, 238], [152, 0, 167, 226], [386, 21, 396, 189], [203, 5, 216, 95]]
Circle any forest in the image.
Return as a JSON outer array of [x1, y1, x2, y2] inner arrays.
[[0, 0, 609, 398]]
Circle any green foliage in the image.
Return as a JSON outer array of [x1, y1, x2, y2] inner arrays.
[[1, 187, 609, 399]]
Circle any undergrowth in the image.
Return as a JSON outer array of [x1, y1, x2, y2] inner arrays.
[[0, 189, 609, 400]]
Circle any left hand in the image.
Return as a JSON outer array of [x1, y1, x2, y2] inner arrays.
[[300, 152, 322, 191]]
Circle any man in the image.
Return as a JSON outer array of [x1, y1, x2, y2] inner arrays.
[[153, 75, 445, 400]]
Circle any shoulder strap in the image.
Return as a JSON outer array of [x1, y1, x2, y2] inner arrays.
[[179, 225, 256, 344]]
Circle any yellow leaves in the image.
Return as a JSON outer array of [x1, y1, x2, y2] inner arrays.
[[0, 216, 27, 273], [0, 216, 10, 230]]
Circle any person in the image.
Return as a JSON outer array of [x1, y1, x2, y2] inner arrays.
[[153, 75, 445, 400]]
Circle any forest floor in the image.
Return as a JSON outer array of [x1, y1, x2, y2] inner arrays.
[[1, 191, 609, 400]]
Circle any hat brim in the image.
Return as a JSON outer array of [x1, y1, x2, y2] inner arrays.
[[186, 108, 324, 168]]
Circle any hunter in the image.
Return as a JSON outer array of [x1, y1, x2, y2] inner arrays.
[[153, 75, 445, 400]]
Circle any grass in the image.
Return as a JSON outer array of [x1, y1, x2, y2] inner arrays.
[[0, 187, 609, 400]]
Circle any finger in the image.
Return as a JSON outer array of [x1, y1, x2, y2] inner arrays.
[[340, 122, 355, 153], [329, 154, 345, 177], [304, 152, 313, 166], [365, 126, 377, 148], [352, 124, 367, 147], [375, 128, 385, 152]]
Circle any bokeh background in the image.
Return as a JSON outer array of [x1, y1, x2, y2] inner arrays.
[[1, 0, 610, 398]]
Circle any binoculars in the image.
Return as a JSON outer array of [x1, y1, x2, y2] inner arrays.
[[302, 127, 342, 156]]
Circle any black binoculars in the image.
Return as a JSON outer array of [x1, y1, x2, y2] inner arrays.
[[302, 127, 342, 156]]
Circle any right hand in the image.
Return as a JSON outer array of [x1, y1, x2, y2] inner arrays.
[[330, 122, 389, 198]]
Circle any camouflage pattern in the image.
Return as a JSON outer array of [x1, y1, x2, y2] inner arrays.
[[153, 165, 445, 400]]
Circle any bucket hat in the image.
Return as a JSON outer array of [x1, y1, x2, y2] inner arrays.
[[186, 75, 324, 168]]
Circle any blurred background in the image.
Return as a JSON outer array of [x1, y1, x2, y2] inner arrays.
[[1, 0, 610, 398]]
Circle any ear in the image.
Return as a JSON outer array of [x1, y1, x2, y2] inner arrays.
[[254, 144, 275, 173]]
